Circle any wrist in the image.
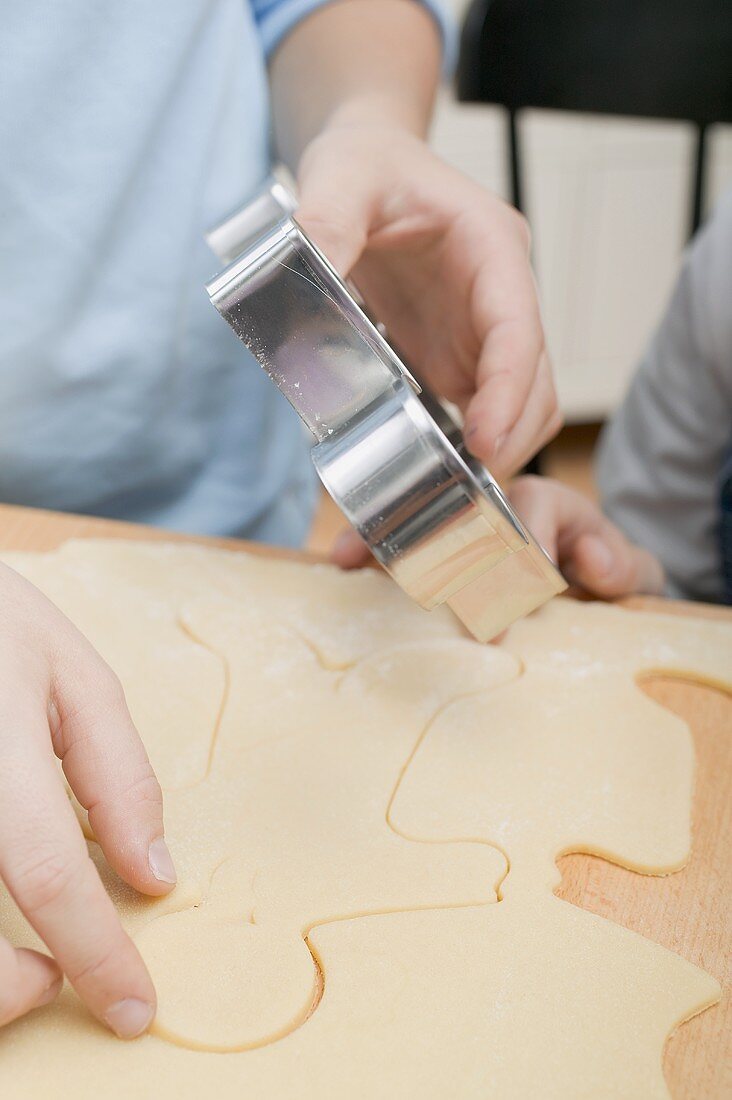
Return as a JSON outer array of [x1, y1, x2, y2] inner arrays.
[[297, 103, 425, 190], [322, 89, 431, 141], [272, 1, 440, 171]]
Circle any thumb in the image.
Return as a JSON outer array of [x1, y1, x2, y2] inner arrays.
[[296, 145, 378, 277], [571, 532, 665, 599]]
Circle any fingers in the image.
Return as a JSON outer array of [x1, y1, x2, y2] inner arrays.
[[333, 475, 664, 603], [464, 211, 550, 463], [570, 531, 666, 599], [0, 695, 157, 1038], [467, 350, 561, 478], [0, 939, 62, 1028], [49, 645, 175, 897], [508, 477, 665, 598]]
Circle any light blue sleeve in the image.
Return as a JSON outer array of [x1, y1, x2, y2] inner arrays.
[[251, 0, 456, 70]]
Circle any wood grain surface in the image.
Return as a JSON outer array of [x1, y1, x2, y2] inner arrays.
[[0, 503, 729, 1097]]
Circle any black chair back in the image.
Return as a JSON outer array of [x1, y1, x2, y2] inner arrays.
[[458, 0, 732, 232]]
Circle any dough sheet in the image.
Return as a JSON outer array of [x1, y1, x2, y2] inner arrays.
[[0, 540, 729, 1098]]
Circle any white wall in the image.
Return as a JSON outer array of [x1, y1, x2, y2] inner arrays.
[[432, 0, 732, 420]]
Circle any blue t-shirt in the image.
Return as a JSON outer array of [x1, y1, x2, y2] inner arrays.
[[0, 0, 448, 546]]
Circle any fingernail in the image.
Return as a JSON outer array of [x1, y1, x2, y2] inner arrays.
[[492, 433, 507, 458], [47, 698, 61, 735], [104, 998, 154, 1040], [148, 837, 176, 885], [36, 975, 63, 1009]]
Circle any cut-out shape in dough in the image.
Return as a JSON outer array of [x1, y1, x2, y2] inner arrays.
[[392, 599, 732, 897], [135, 910, 319, 1052], [301, 899, 719, 1100]]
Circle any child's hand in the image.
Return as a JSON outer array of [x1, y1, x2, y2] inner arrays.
[[508, 477, 665, 598], [0, 562, 175, 1037], [296, 126, 561, 482]]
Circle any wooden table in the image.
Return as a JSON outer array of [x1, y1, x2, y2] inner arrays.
[[0, 503, 729, 1098]]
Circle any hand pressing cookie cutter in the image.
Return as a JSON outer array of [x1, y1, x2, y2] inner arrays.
[[205, 179, 566, 641]]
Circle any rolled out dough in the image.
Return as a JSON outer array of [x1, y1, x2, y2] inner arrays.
[[0, 540, 729, 1099]]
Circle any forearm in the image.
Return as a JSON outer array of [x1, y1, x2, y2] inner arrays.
[[269, 0, 442, 171]]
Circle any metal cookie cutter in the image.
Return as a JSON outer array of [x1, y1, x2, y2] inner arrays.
[[205, 179, 566, 641]]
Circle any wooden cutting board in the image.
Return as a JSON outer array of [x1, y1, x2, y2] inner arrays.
[[0, 503, 729, 1098]]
